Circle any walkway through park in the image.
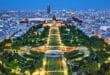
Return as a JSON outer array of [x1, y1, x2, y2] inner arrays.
[[42, 21, 68, 75]]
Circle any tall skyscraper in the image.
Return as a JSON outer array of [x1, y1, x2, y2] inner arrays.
[[47, 5, 51, 14]]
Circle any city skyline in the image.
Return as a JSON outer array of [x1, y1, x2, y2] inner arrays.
[[0, 0, 110, 10], [0, 0, 110, 75]]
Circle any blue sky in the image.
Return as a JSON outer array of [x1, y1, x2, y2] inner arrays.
[[0, 0, 110, 10]]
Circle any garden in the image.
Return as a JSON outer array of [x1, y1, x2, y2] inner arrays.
[[0, 25, 49, 74]]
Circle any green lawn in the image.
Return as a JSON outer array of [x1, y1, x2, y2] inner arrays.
[[45, 72, 64, 75], [60, 25, 110, 75], [12, 25, 49, 47], [0, 50, 44, 74], [60, 25, 110, 51], [0, 25, 48, 75], [45, 57, 64, 75], [45, 57, 63, 71]]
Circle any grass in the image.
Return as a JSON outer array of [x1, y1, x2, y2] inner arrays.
[[0, 25, 48, 75], [60, 25, 110, 51], [12, 25, 49, 47], [1, 50, 44, 74], [45, 57, 63, 71]]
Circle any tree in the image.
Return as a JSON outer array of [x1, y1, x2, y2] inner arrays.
[[79, 62, 99, 75]]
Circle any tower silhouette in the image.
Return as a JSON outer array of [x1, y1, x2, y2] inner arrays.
[[47, 5, 51, 14]]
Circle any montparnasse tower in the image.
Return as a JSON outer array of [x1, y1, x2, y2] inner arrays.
[[47, 5, 51, 14]]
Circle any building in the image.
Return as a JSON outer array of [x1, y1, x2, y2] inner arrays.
[[19, 18, 28, 24], [100, 26, 110, 31], [47, 5, 51, 14]]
